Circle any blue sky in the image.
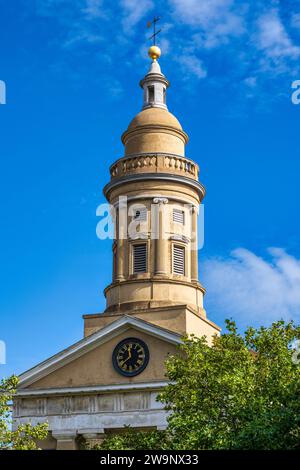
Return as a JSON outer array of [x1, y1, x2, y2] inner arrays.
[[0, 0, 300, 377]]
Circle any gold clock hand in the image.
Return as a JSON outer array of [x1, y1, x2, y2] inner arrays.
[[122, 355, 130, 364], [121, 346, 132, 365]]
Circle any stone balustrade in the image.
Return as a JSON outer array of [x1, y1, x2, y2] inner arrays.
[[110, 153, 199, 180]]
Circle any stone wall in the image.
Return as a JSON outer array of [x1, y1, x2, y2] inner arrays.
[[14, 389, 168, 449]]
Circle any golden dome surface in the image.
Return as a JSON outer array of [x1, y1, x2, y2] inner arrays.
[[127, 107, 183, 132]]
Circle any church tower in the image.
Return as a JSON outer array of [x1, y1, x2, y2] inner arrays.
[[14, 46, 220, 450], [84, 45, 219, 340]]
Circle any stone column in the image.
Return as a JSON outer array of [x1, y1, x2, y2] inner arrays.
[[191, 205, 198, 282], [53, 431, 78, 450], [153, 197, 168, 276], [80, 429, 105, 449], [116, 202, 127, 281], [116, 239, 125, 280]]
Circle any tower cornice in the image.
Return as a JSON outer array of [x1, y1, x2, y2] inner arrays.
[[103, 172, 206, 201], [121, 123, 188, 146], [139, 74, 169, 89]]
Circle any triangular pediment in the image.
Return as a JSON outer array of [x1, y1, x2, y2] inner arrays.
[[18, 315, 182, 390]]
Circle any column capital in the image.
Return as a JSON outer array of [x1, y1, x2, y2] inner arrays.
[[52, 430, 78, 450], [78, 428, 105, 438], [52, 431, 77, 440], [153, 197, 168, 204]]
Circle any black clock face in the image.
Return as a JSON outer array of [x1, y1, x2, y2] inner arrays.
[[112, 338, 149, 377]]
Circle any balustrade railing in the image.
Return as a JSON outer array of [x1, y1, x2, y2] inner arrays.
[[110, 153, 198, 180]]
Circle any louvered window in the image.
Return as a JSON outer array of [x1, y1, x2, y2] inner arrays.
[[134, 208, 147, 221], [133, 244, 147, 273], [173, 245, 185, 275], [173, 209, 185, 225]]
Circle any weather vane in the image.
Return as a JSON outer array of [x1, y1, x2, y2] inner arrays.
[[147, 16, 162, 61], [147, 16, 161, 46]]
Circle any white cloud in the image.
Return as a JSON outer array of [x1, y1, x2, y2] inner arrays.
[[244, 76, 257, 88], [179, 54, 207, 79], [291, 12, 300, 30], [36, 0, 105, 46], [106, 78, 124, 97], [33, 1, 300, 99], [202, 248, 300, 327], [63, 30, 103, 48], [82, 0, 104, 19], [169, 0, 245, 48], [255, 9, 300, 66], [120, 0, 154, 33]]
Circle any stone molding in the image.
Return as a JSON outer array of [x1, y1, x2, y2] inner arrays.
[[14, 390, 169, 438], [104, 173, 206, 200], [15, 390, 165, 419], [16, 380, 170, 398], [121, 124, 188, 146]]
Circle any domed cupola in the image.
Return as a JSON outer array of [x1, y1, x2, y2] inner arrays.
[[122, 46, 188, 157], [140, 46, 169, 111]]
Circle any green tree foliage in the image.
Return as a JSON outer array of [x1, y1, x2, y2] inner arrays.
[[89, 427, 169, 450], [0, 375, 48, 450], [95, 320, 300, 450]]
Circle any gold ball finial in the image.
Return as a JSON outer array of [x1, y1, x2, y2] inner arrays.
[[148, 45, 161, 61]]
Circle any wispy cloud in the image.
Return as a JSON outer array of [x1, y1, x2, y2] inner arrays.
[[244, 76, 257, 88], [178, 54, 207, 79], [255, 8, 300, 74], [120, 0, 154, 33], [82, 0, 105, 19], [35, 0, 106, 47], [291, 13, 300, 30], [203, 248, 300, 328], [169, 0, 245, 48], [32, 0, 300, 98]]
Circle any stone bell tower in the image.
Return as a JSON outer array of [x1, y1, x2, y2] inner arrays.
[[84, 45, 219, 340], [15, 45, 220, 450]]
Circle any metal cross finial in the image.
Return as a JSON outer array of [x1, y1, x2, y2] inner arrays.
[[147, 16, 161, 46]]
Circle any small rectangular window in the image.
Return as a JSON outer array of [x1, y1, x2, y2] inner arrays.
[[163, 87, 166, 104], [133, 243, 147, 273], [134, 208, 147, 221], [173, 209, 185, 225], [148, 86, 154, 103], [173, 245, 185, 275]]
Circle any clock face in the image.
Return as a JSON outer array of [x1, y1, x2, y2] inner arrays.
[[112, 338, 149, 377]]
